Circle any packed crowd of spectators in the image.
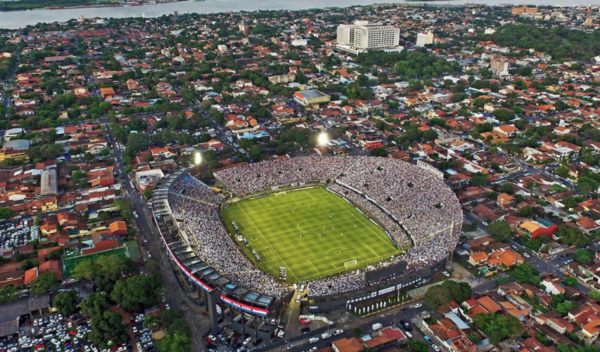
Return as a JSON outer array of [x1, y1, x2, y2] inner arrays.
[[164, 156, 461, 297], [214, 156, 358, 195], [169, 177, 286, 297], [338, 157, 462, 245], [170, 174, 224, 205], [328, 182, 410, 248], [308, 231, 453, 296]]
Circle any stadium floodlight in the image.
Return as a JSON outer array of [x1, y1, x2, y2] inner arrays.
[[194, 151, 202, 166], [317, 132, 329, 146]]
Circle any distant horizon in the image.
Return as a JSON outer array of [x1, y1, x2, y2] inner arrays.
[[1, 0, 599, 29]]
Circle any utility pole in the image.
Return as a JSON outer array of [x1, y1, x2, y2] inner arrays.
[[446, 222, 455, 269]]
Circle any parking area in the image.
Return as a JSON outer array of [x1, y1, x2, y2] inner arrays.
[[1, 312, 107, 352], [204, 327, 270, 352], [0, 219, 37, 252], [130, 313, 155, 352], [0, 307, 153, 352]]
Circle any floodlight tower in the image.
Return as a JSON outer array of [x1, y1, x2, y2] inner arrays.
[[317, 132, 329, 147], [194, 151, 202, 176]]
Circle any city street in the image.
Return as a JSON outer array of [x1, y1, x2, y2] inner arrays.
[[104, 123, 207, 352]]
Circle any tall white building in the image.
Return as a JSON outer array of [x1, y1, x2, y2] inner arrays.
[[336, 20, 400, 54], [415, 32, 434, 47]]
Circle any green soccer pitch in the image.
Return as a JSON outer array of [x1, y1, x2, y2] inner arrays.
[[221, 187, 402, 283]]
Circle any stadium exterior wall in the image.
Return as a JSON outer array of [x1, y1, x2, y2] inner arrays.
[[306, 259, 446, 313], [152, 209, 273, 317]]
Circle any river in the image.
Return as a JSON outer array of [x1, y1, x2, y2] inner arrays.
[[0, 0, 598, 29]]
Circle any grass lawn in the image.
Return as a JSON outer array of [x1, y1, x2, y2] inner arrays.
[[62, 246, 129, 278], [221, 187, 401, 283]]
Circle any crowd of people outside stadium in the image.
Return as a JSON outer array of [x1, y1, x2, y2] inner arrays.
[[162, 156, 461, 297]]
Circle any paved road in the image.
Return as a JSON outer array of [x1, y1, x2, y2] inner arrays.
[[270, 302, 438, 352], [105, 123, 206, 352]]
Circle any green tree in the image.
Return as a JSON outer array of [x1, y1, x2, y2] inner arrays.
[[239, 138, 253, 150], [423, 281, 472, 308], [488, 221, 513, 242], [199, 100, 212, 111], [80, 292, 110, 317], [353, 327, 364, 337], [472, 174, 488, 187], [510, 263, 541, 286], [160, 333, 192, 352], [422, 129, 438, 141], [46, 249, 63, 260], [143, 315, 162, 329], [517, 205, 535, 217], [88, 311, 129, 347], [73, 255, 133, 293], [501, 183, 514, 194], [577, 176, 598, 194], [30, 272, 60, 296], [424, 284, 451, 309], [53, 289, 79, 315], [556, 301, 578, 315], [493, 109, 514, 122], [71, 171, 88, 187], [0, 208, 15, 219], [21, 259, 34, 270], [589, 290, 600, 301], [111, 274, 162, 313], [143, 186, 153, 200], [467, 333, 482, 344], [554, 225, 590, 247], [573, 249, 593, 264], [370, 147, 387, 157], [473, 313, 523, 344], [563, 277, 578, 288], [406, 341, 429, 352], [112, 199, 133, 220], [249, 145, 262, 161], [555, 166, 570, 178], [0, 284, 18, 303]]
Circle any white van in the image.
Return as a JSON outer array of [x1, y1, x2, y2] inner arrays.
[[405, 331, 412, 339]]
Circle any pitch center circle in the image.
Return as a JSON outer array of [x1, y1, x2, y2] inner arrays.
[[297, 220, 325, 233]]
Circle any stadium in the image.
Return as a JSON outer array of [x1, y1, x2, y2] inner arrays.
[[150, 156, 461, 336]]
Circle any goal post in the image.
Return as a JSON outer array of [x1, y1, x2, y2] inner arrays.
[[274, 191, 286, 197], [344, 259, 358, 270]]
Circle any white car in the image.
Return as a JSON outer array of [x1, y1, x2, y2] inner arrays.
[[432, 345, 440, 352], [412, 303, 423, 308], [442, 271, 450, 277]]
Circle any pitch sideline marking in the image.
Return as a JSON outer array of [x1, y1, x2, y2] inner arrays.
[[230, 188, 398, 282], [306, 258, 322, 274], [238, 204, 300, 282]]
